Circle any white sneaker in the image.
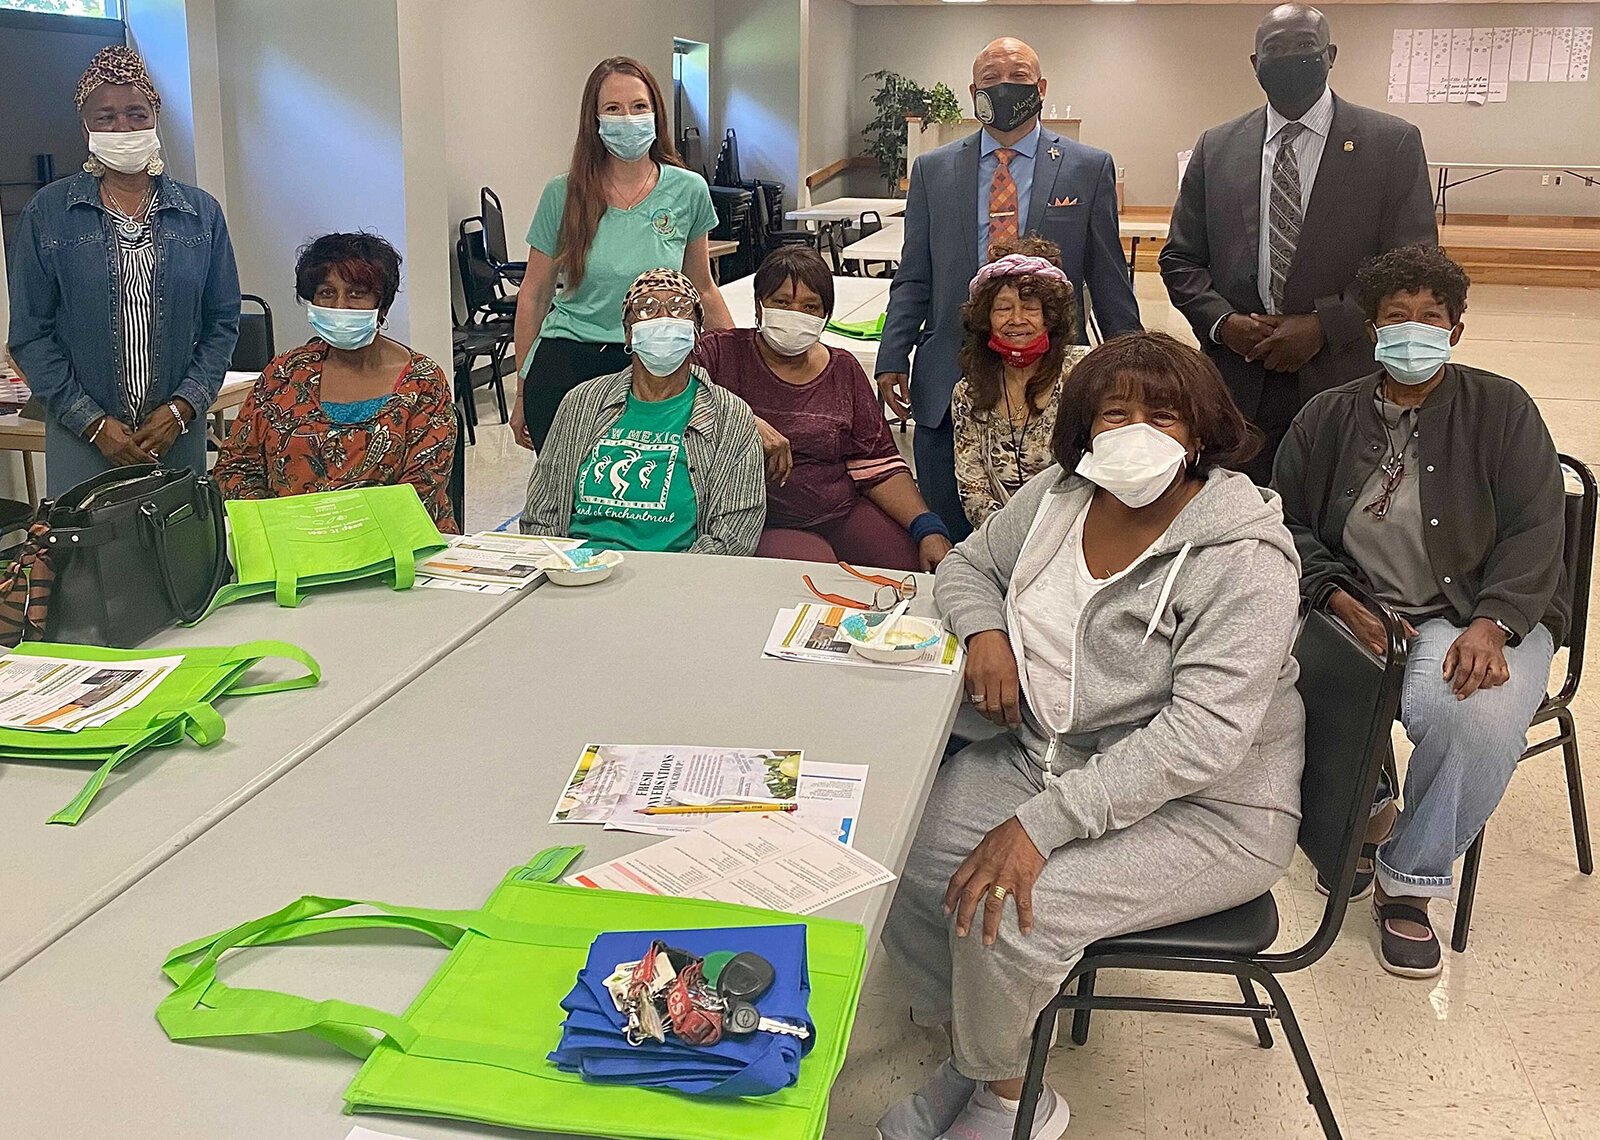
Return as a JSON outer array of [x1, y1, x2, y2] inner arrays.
[[876, 1059, 978, 1140], [935, 1082, 1070, 1140]]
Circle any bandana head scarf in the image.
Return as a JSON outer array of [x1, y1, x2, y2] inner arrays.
[[622, 268, 703, 327], [967, 253, 1070, 298], [75, 46, 162, 114]]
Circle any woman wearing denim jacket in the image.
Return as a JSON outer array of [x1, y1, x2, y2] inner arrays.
[[6, 47, 240, 495]]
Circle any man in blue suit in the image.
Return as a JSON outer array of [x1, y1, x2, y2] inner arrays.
[[876, 37, 1141, 540]]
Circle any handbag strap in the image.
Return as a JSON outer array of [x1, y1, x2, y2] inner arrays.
[[0, 520, 53, 649], [156, 847, 586, 1059], [145, 478, 230, 625]]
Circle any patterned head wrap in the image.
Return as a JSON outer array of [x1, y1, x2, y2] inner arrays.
[[968, 253, 1069, 297], [75, 46, 162, 113], [622, 268, 703, 326]]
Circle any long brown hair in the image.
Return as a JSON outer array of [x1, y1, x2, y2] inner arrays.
[[555, 57, 685, 292], [956, 236, 1078, 416]]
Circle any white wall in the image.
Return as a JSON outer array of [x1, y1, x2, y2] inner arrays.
[[805, 0, 858, 192], [126, 0, 227, 204], [439, 0, 717, 272], [851, 2, 1600, 214], [214, 0, 414, 348], [714, 0, 803, 201]]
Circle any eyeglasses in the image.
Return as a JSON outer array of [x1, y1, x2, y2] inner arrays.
[[1362, 455, 1405, 521], [803, 563, 917, 612], [627, 293, 697, 322]]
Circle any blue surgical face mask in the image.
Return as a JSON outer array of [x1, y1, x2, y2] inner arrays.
[[629, 317, 697, 377], [308, 303, 380, 350], [1374, 321, 1453, 385], [597, 113, 656, 161]]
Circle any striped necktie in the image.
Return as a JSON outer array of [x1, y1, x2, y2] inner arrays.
[[987, 148, 1020, 259], [1267, 122, 1307, 313]]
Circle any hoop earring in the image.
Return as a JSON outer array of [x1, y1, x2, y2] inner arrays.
[[83, 154, 105, 177]]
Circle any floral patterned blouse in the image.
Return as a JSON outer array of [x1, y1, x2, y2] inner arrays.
[[951, 346, 1090, 529], [213, 339, 458, 531]]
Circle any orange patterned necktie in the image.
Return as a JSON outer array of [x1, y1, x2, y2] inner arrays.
[[987, 148, 1020, 259]]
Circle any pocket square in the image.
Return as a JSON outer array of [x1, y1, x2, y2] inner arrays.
[[1049, 196, 1080, 208]]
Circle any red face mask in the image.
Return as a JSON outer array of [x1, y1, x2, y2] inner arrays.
[[989, 330, 1050, 368]]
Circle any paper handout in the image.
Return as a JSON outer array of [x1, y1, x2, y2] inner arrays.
[[763, 604, 962, 675], [416, 532, 583, 591], [0, 654, 180, 732], [565, 811, 897, 915]]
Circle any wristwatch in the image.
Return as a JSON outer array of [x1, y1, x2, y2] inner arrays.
[[1490, 618, 1516, 643]]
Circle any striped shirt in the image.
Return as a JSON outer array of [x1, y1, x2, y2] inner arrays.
[[520, 365, 767, 556], [1258, 87, 1334, 313], [114, 219, 157, 417]]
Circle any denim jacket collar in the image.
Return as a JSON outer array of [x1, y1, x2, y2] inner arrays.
[[63, 171, 198, 216]]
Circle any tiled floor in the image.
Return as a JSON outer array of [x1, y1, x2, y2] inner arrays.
[[463, 277, 1600, 1139]]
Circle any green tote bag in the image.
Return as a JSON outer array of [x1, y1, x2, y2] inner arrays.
[[207, 485, 447, 613], [0, 640, 320, 824], [157, 847, 868, 1140]]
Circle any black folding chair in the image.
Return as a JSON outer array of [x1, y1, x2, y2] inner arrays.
[[1012, 578, 1408, 1140], [230, 294, 275, 373], [480, 187, 526, 286], [459, 217, 518, 321], [1451, 453, 1595, 951], [452, 236, 514, 432]]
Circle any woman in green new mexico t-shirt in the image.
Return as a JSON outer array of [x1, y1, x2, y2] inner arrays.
[[511, 55, 733, 452]]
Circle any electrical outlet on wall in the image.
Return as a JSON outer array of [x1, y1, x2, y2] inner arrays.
[[1542, 174, 1551, 186], [1555, 175, 1563, 186]]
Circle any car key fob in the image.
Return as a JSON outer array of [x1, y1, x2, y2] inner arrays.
[[715, 951, 775, 1004]]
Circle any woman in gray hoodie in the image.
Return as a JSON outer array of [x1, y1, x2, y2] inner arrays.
[[878, 332, 1306, 1140]]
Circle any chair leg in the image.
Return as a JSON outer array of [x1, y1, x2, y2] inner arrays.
[[1252, 968, 1342, 1140], [1011, 1002, 1059, 1140], [1070, 970, 1095, 1046], [1452, 830, 1484, 953], [1238, 974, 1273, 1049], [1557, 709, 1593, 875], [492, 347, 510, 424]]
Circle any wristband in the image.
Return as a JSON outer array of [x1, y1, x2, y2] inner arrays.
[[88, 418, 107, 445], [169, 401, 190, 433], [909, 511, 951, 545]]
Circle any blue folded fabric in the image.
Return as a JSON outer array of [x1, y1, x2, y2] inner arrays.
[[549, 924, 814, 1097]]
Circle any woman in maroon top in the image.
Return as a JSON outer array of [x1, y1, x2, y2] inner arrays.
[[697, 247, 952, 572]]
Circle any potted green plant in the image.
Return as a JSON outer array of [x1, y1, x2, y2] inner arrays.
[[862, 72, 962, 193]]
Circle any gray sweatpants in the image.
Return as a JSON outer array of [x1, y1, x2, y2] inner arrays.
[[881, 733, 1296, 1081]]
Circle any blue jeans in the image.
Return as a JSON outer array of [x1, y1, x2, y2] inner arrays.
[[44, 417, 208, 497], [1376, 617, 1556, 899]]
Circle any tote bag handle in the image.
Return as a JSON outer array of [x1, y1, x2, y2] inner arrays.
[[156, 847, 585, 1060], [47, 641, 322, 826]]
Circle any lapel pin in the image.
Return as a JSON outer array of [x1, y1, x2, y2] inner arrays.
[[1048, 146, 1061, 161], [1343, 140, 1355, 152]]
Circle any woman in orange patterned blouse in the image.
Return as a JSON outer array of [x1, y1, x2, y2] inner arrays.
[[213, 232, 458, 530]]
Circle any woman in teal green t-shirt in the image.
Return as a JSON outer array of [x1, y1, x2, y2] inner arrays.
[[512, 56, 733, 452]]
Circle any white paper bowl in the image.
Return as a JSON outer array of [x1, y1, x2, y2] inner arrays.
[[538, 548, 624, 586], [838, 612, 943, 663]]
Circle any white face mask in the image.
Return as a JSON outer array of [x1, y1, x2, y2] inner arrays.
[[758, 307, 826, 357], [1075, 422, 1190, 508], [87, 128, 162, 174]]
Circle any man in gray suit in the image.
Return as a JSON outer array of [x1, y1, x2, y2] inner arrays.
[[877, 37, 1140, 540], [1161, 3, 1437, 483]]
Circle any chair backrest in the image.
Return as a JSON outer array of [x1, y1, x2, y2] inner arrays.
[[480, 187, 511, 268], [1554, 455, 1596, 702], [456, 221, 501, 317], [230, 294, 275, 372], [1264, 578, 1407, 971], [449, 403, 467, 530], [858, 210, 883, 239]]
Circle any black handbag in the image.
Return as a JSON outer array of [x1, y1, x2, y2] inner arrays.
[[39, 464, 229, 647]]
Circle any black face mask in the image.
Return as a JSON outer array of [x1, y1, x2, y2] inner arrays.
[[974, 82, 1042, 134], [1256, 51, 1330, 109]]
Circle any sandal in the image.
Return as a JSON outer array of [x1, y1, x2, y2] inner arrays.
[[1316, 840, 1378, 901], [1374, 900, 1442, 979]]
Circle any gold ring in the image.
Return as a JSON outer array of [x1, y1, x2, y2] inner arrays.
[[989, 885, 1010, 902]]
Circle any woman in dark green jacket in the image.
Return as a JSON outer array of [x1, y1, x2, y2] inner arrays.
[[1272, 243, 1567, 980]]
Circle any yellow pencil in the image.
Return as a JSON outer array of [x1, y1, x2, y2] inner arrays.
[[637, 802, 798, 816]]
